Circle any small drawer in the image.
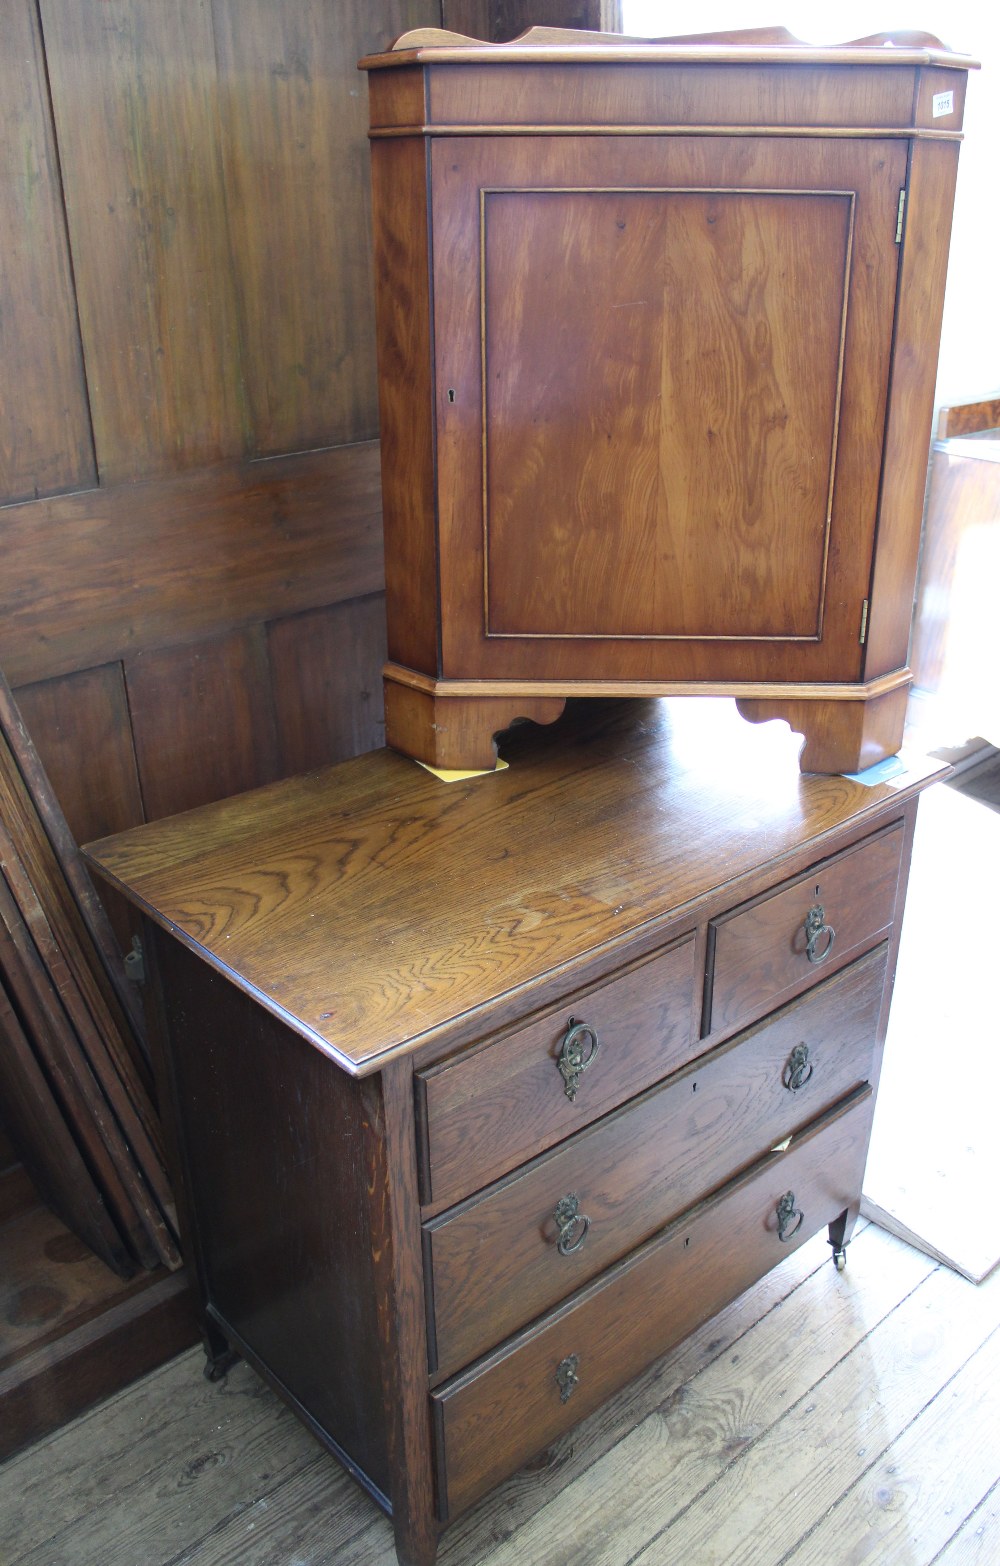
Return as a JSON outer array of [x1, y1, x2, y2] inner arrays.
[[431, 1087, 873, 1520], [417, 934, 697, 1209], [706, 821, 904, 1038], [425, 942, 886, 1378]]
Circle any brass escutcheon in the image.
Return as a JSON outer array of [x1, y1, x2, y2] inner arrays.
[[555, 1353, 580, 1403]]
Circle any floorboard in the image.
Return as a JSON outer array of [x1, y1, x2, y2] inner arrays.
[[2, 1224, 998, 1566]]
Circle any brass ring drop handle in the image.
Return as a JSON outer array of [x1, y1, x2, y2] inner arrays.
[[553, 1193, 591, 1256], [776, 1190, 804, 1243], [782, 1042, 813, 1092], [556, 1018, 601, 1101], [804, 902, 835, 964], [555, 1353, 580, 1403]]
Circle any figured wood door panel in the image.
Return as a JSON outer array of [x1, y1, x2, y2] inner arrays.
[[485, 186, 851, 638], [432, 135, 907, 682], [485, 187, 852, 640], [39, 0, 250, 484], [0, 0, 95, 504]]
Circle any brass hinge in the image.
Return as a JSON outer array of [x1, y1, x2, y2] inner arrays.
[[859, 599, 870, 645], [895, 189, 907, 244]]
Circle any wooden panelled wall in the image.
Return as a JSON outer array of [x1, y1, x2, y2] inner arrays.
[[0, 0, 616, 948]]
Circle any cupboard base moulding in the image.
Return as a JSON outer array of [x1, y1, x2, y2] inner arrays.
[[383, 664, 914, 774]]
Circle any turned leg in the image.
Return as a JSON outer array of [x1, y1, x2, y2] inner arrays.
[[383, 677, 566, 771], [828, 1203, 861, 1272], [736, 685, 909, 775]]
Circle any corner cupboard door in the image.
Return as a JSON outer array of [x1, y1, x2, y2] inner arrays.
[[430, 136, 908, 685]]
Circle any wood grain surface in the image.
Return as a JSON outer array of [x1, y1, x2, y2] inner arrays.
[[39, 0, 250, 484], [419, 934, 697, 1209], [402, 61, 924, 130], [0, 443, 384, 690], [706, 822, 903, 1037], [430, 134, 904, 684], [0, 0, 95, 505], [211, 0, 439, 459], [154, 932, 393, 1497], [267, 596, 388, 775], [370, 133, 441, 678], [10, 1218, 1000, 1566], [2, 0, 408, 853], [483, 186, 851, 640], [937, 397, 1000, 438], [425, 944, 886, 1377], [432, 1091, 872, 1518], [12, 669, 145, 851], [126, 628, 281, 822], [863, 136, 961, 679], [0, 979, 130, 1278], [84, 699, 945, 1075]]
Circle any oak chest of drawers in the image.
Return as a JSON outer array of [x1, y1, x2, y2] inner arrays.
[[84, 699, 944, 1566]]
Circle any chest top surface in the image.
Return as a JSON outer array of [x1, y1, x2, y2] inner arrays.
[[83, 700, 944, 1076]]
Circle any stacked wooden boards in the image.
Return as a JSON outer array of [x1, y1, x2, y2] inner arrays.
[[0, 673, 178, 1277]]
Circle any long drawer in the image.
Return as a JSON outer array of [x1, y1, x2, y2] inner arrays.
[[431, 1088, 873, 1520], [417, 933, 697, 1208], [706, 820, 903, 1037], [424, 943, 886, 1377]]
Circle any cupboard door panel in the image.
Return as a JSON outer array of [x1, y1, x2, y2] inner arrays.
[[432, 134, 907, 682], [485, 187, 852, 641]]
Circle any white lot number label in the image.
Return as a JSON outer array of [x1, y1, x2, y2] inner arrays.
[[932, 90, 955, 117]]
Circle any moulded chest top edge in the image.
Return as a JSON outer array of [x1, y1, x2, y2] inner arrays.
[[82, 701, 947, 1080]]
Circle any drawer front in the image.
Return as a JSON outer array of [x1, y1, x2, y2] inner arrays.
[[426, 943, 886, 1377], [418, 934, 697, 1208], [707, 821, 903, 1038], [432, 1089, 872, 1520]]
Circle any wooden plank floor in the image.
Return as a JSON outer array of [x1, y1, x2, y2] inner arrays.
[[1, 1218, 998, 1565]]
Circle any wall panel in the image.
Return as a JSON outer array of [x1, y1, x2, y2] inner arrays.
[[0, 443, 384, 690], [13, 666, 144, 848], [39, 0, 250, 484], [0, 0, 95, 504], [211, 0, 439, 459], [268, 595, 388, 776], [125, 629, 280, 822]]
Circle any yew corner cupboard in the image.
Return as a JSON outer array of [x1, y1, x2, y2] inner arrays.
[[361, 27, 976, 773], [85, 699, 947, 1566]]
